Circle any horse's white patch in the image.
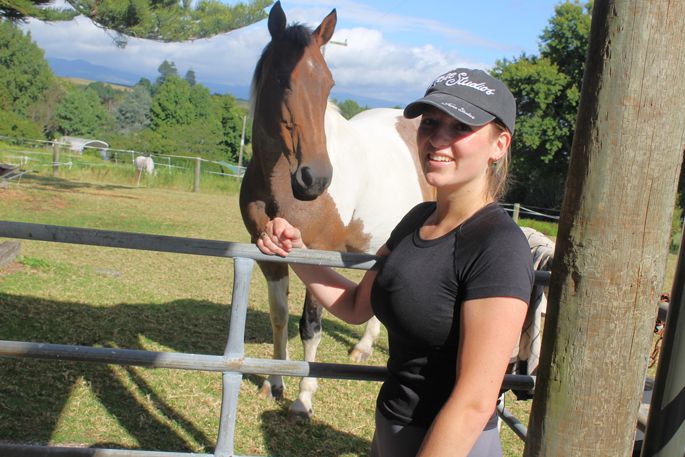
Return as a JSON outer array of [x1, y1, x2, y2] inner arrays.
[[325, 106, 424, 253]]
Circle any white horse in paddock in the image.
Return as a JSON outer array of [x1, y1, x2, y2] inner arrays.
[[134, 156, 155, 186]]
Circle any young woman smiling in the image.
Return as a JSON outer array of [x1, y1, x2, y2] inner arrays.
[[257, 68, 533, 457]]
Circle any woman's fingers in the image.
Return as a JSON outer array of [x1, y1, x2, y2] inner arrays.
[[255, 218, 304, 256]]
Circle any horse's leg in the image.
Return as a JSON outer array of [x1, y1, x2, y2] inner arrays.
[[288, 290, 322, 421], [257, 261, 289, 399], [350, 315, 381, 362]]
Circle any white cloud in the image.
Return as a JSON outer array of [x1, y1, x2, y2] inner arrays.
[[21, 4, 491, 105]]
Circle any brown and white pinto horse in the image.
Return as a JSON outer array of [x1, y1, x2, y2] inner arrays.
[[240, 1, 432, 420]]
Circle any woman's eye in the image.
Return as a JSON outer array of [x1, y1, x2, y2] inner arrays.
[[420, 117, 438, 127]]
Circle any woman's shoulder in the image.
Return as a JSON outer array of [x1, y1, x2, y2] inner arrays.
[[464, 204, 529, 247]]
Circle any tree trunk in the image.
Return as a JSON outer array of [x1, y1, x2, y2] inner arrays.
[[524, 1, 685, 456]]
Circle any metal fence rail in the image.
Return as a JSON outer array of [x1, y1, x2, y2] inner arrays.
[[0, 220, 541, 457]]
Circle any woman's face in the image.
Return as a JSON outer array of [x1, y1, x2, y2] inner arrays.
[[416, 106, 509, 193]]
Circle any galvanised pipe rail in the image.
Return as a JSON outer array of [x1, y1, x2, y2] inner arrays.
[[0, 220, 551, 286], [0, 220, 542, 456]]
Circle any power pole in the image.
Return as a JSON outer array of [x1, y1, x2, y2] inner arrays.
[[524, 1, 685, 456]]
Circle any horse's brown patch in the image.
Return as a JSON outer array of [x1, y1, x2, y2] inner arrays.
[[395, 116, 435, 201]]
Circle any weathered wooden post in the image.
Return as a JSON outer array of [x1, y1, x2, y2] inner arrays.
[[193, 157, 201, 193], [524, 1, 685, 456], [52, 142, 60, 177], [513, 202, 520, 223]]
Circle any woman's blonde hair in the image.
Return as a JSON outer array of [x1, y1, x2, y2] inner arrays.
[[487, 120, 511, 201]]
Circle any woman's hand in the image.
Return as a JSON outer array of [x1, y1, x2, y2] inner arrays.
[[256, 217, 306, 257]]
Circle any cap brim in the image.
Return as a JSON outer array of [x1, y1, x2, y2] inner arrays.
[[403, 92, 495, 127]]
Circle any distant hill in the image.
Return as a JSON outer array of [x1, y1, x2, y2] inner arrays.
[[47, 57, 400, 108]]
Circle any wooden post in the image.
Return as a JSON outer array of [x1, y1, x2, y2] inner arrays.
[[513, 203, 520, 223], [524, 2, 685, 457], [193, 157, 201, 193], [52, 142, 60, 177], [238, 115, 247, 169]]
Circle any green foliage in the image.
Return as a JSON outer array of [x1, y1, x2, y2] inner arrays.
[[333, 98, 369, 120], [0, 109, 44, 139], [116, 85, 152, 133], [213, 93, 249, 162], [0, 20, 54, 116], [26, 78, 68, 138], [55, 87, 112, 136], [86, 81, 120, 111], [61, 0, 272, 44], [0, 0, 77, 22], [156, 59, 178, 87], [493, 0, 592, 209], [150, 76, 195, 129], [184, 69, 196, 86]]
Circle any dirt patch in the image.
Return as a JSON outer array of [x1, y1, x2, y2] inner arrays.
[[0, 262, 24, 276], [2, 188, 69, 211]]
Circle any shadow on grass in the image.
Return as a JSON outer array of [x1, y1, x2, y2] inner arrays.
[[0, 292, 375, 455], [20, 173, 135, 192], [261, 409, 370, 457]]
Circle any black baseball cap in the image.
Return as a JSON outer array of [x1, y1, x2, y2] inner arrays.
[[404, 68, 516, 134]]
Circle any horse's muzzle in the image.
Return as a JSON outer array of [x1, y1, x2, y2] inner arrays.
[[291, 166, 331, 201]]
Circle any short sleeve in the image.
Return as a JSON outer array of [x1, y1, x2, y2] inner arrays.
[[460, 222, 534, 304]]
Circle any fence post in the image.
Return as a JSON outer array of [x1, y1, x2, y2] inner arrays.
[[52, 142, 60, 177], [513, 203, 520, 222], [215, 257, 254, 457], [193, 157, 201, 193]]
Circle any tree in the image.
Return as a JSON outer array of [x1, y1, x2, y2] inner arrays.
[[0, 20, 54, 116], [0, 109, 44, 139], [116, 85, 152, 133], [332, 98, 369, 120], [213, 93, 249, 162], [1, 0, 272, 44], [184, 69, 196, 87], [55, 87, 111, 136], [156, 60, 179, 87], [150, 76, 194, 129], [87, 81, 119, 111], [523, 2, 685, 455], [492, 0, 592, 208]]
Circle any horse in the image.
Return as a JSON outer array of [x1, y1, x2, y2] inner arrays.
[[240, 1, 432, 421], [134, 156, 154, 186]]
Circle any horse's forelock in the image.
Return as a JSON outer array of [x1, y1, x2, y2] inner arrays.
[[250, 23, 314, 112]]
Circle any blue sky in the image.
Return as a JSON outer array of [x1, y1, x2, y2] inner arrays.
[[22, 0, 564, 106]]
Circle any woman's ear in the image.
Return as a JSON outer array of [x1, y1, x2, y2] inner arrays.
[[491, 129, 511, 161]]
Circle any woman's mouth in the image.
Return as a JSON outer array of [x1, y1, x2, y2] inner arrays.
[[428, 153, 454, 163]]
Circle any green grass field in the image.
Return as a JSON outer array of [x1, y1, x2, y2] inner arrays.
[[0, 166, 672, 456]]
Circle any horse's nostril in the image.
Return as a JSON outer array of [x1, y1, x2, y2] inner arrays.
[[300, 167, 314, 187]]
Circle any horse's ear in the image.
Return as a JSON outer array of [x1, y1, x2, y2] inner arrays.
[[313, 8, 336, 46], [268, 1, 286, 39]]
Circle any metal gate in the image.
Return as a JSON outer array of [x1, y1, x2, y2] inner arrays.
[[0, 221, 538, 457]]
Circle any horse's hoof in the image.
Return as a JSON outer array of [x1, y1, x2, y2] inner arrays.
[[288, 400, 313, 423], [258, 381, 284, 399], [349, 347, 372, 363]]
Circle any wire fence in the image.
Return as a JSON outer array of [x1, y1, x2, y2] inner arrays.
[[0, 134, 247, 183]]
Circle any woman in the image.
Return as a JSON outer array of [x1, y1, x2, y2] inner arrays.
[[257, 68, 534, 457]]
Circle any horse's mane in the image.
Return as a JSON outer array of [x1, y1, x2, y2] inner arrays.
[[250, 23, 314, 114]]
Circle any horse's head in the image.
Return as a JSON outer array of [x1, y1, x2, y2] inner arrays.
[[251, 1, 336, 201]]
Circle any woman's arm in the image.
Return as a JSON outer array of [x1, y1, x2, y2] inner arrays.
[[257, 217, 384, 325], [416, 296, 527, 456]]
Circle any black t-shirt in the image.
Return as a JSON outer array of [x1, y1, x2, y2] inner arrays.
[[371, 202, 534, 428]]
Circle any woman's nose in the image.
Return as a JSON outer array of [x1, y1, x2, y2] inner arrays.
[[429, 125, 454, 148]]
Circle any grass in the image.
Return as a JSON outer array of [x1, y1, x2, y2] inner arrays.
[[0, 173, 383, 456], [0, 169, 676, 456]]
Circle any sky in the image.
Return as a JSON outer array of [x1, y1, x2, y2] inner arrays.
[[21, 0, 563, 106]]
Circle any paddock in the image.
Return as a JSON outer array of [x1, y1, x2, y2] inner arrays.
[[0, 220, 546, 457]]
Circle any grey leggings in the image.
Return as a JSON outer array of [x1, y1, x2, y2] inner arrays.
[[370, 410, 503, 457]]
